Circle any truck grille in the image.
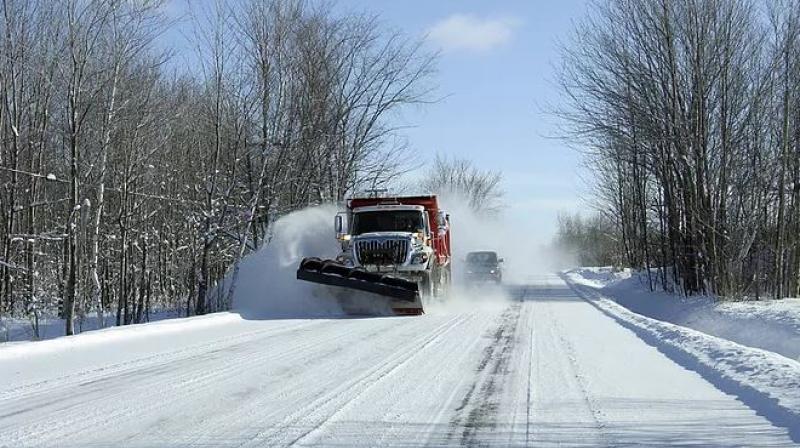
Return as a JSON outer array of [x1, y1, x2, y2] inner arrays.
[[355, 239, 410, 266]]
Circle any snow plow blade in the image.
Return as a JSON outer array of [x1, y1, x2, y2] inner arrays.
[[296, 258, 420, 302]]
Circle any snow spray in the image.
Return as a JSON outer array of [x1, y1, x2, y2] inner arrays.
[[424, 194, 576, 313], [228, 205, 345, 318]]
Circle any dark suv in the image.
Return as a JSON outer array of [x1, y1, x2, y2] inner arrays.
[[464, 251, 503, 284]]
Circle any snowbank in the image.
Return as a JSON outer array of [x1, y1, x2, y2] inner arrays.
[[0, 312, 243, 361], [563, 270, 800, 440], [565, 267, 800, 361], [0, 310, 185, 343]]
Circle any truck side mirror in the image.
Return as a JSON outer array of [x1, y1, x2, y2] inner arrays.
[[437, 210, 448, 229], [334, 213, 347, 239], [498, 258, 505, 263], [334, 215, 343, 233]]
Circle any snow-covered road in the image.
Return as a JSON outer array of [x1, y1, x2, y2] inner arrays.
[[1, 274, 795, 447]]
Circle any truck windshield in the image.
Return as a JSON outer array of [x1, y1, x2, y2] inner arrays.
[[352, 211, 424, 234]]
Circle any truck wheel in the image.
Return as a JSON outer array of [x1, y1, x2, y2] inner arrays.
[[435, 265, 450, 297], [420, 270, 434, 299]]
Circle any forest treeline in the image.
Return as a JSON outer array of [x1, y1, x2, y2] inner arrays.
[[558, 0, 800, 299], [0, 0, 433, 336]]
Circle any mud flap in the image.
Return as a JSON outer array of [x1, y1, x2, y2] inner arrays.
[[296, 258, 422, 314]]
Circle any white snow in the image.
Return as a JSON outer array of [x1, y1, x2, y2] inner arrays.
[[0, 310, 188, 343], [564, 268, 800, 442], [1, 274, 797, 446], [565, 267, 800, 361], [2, 209, 800, 446]]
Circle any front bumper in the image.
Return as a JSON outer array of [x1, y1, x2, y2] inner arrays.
[[336, 254, 430, 276], [360, 264, 429, 273]]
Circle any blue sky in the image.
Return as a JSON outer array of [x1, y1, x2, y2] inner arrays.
[[163, 1, 591, 244], [334, 1, 592, 243]]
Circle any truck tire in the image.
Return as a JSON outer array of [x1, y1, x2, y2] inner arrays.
[[434, 264, 450, 297], [420, 270, 435, 299], [443, 264, 452, 292]]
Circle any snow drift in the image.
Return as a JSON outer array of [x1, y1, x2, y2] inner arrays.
[[565, 267, 800, 361]]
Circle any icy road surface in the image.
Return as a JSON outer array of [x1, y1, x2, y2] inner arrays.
[[1, 275, 795, 447]]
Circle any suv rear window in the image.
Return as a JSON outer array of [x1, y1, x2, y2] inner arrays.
[[467, 252, 498, 264]]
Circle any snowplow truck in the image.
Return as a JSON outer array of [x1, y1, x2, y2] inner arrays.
[[296, 195, 452, 315]]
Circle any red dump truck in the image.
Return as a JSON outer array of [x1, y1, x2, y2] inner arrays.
[[297, 194, 451, 315]]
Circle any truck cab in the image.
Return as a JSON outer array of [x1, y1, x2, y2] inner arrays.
[[337, 205, 433, 273], [334, 195, 451, 297]]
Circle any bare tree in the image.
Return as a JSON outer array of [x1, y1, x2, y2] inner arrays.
[[558, 0, 800, 299], [0, 0, 435, 333], [421, 154, 504, 215]]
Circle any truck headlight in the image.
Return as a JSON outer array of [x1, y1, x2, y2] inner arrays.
[[411, 253, 428, 264]]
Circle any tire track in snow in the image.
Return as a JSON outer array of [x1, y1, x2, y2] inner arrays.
[[520, 286, 534, 446], [393, 310, 506, 447], [0, 320, 365, 447], [0, 320, 322, 427], [552, 316, 609, 432], [272, 314, 473, 447], [0, 319, 317, 403], [168, 315, 449, 447], [299, 307, 505, 447], [239, 313, 473, 447], [447, 302, 522, 446], [527, 286, 610, 447]]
